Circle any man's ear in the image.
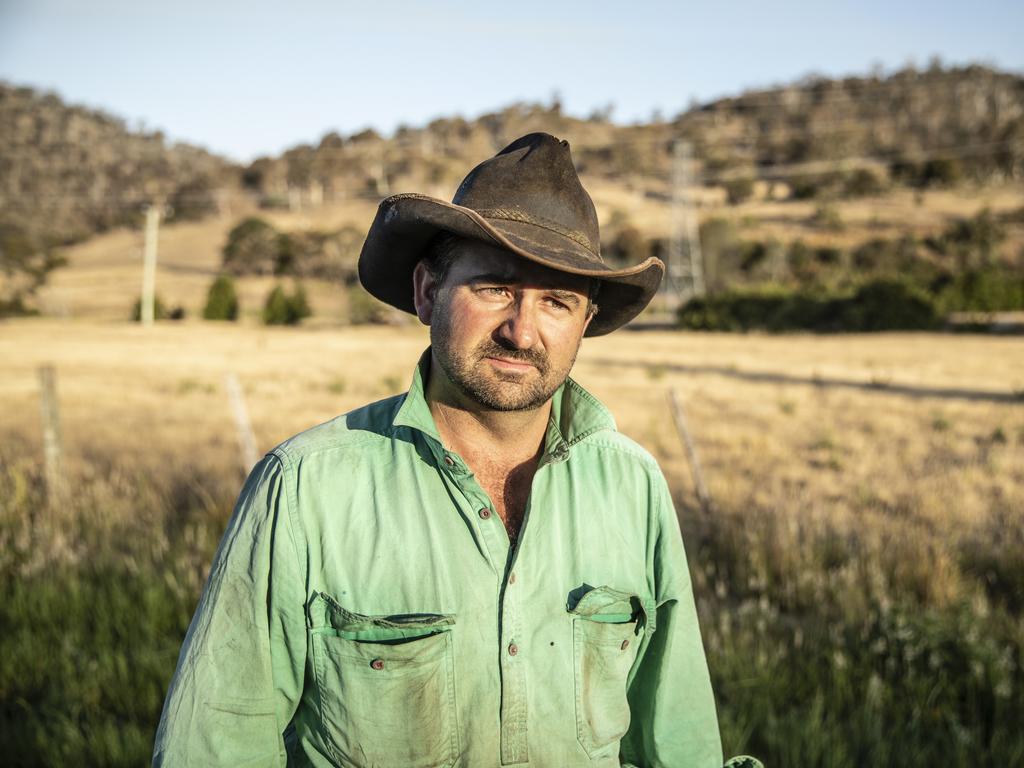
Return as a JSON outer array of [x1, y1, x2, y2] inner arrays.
[[411, 260, 438, 325], [580, 309, 594, 337]]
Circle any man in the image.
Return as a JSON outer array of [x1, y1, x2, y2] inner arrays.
[[153, 132, 724, 767]]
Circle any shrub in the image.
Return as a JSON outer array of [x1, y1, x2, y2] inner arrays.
[[920, 157, 962, 187], [166, 176, 218, 223], [889, 157, 921, 186], [937, 268, 1024, 313], [786, 240, 815, 281], [739, 242, 768, 273], [222, 219, 359, 282], [933, 208, 1007, 269], [839, 279, 939, 331], [788, 171, 844, 200], [262, 284, 312, 326], [678, 286, 821, 332], [810, 204, 845, 232], [263, 286, 290, 325], [289, 284, 312, 321], [814, 246, 843, 265], [842, 168, 885, 197], [853, 238, 891, 270], [348, 284, 392, 325], [677, 279, 940, 332], [202, 275, 239, 321], [605, 226, 648, 267], [724, 177, 755, 205], [0, 221, 67, 316], [280, 229, 359, 281], [890, 156, 963, 189], [222, 218, 281, 275], [132, 295, 185, 322]]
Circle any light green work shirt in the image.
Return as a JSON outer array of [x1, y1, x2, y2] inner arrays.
[[153, 349, 723, 768]]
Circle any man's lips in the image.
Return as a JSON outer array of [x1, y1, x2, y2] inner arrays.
[[484, 356, 537, 373]]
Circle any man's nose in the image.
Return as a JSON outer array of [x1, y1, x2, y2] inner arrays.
[[496, 296, 538, 349]]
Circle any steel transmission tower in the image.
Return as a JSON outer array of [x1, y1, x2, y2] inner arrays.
[[664, 140, 705, 310]]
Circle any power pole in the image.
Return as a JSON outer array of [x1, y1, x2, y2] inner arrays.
[[140, 204, 161, 326], [665, 140, 706, 311]]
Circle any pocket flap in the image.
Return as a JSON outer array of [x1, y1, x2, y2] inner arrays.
[[310, 591, 455, 642], [567, 585, 655, 633]]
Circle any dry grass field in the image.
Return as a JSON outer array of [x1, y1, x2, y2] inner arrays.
[[4, 320, 1022, 516], [5, 283, 1024, 766]]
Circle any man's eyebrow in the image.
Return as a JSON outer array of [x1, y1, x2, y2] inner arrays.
[[547, 289, 582, 307]]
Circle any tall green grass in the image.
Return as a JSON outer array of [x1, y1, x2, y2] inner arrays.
[[0, 452, 229, 767], [687, 501, 1024, 766], [1, 444, 1021, 767]]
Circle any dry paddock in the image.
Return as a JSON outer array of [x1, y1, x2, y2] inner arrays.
[[3, 320, 1021, 550]]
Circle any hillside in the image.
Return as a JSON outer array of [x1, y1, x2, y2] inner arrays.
[[0, 83, 236, 246], [5, 63, 1024, 322], [243, 63, 1024, 208]]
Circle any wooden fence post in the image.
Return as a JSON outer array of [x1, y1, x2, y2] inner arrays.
[[225, 373, 259, 474], [38, 365, 65, 507], [667, 387, 713, 513]]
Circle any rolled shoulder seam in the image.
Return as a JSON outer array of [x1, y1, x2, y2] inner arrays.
[[265, 451, 309, 595]]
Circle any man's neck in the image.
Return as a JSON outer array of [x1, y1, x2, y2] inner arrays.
[[425, 361, 551, 468]]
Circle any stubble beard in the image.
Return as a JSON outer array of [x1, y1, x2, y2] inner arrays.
[[430, 306, 579, 413]]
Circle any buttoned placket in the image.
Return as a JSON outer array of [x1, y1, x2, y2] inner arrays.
[[431, 434, 571, 766]]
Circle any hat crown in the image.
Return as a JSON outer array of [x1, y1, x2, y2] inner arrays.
[[451, 133, 600, 257], [358, 131, 665, 336]]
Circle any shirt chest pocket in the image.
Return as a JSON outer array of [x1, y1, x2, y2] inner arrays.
[[309, 592, 459, 768], [569, 586, 650, 759]]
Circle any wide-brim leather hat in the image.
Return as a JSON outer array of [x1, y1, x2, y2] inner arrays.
[[358, 132, 664, 336]]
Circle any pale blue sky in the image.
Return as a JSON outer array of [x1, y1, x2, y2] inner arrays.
[[1, 0, 1021, 162]]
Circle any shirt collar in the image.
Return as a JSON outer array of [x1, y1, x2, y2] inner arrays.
[[392, 347, 616, 460], [392, 348, 443, 442]]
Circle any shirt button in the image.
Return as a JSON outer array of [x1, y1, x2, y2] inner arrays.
[[508, 642, 518, 656], [620, 639, 630, 651], [370, 658, 385, 670], [508, 572, 517, 585], [478, 508, 491, 519]]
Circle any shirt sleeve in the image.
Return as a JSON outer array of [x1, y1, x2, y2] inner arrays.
[[619, 470, 724, 768], [152, 453, 307, 767]]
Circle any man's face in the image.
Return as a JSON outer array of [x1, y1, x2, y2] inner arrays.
[[414, 240, 594, 412]]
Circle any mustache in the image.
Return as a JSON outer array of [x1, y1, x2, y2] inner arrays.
[[476, 340, 549, 373]]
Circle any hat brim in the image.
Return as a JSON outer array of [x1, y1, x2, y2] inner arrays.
[[358, 193, 664, 336]]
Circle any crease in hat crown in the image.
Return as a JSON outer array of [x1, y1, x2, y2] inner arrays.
[[357, 131, 665, 336], [448, 133, 602, 257]]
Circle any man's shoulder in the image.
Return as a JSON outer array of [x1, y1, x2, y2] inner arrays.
[[269, 393, 406, 466], [576, 427, 664, 475]]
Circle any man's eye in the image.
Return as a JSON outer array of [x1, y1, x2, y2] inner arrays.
[[479, 286, 509, 297], [544, 296, 571, 311]]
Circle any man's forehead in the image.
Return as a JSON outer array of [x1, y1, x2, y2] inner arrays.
[[447, 240, 592, 292]]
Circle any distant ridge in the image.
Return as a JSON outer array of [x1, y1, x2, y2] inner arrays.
[[241, 63, 1023, 208], [2, 63, 1021, 246], [0, 83, 236, 245]]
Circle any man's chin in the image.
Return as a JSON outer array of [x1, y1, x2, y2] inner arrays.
[[461, 376, 554, 413]]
